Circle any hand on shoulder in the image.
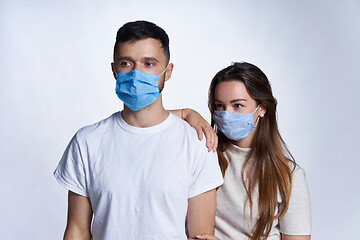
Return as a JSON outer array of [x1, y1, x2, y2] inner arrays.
[[181, 108, 218, 152], [188, 234, 220, 240]]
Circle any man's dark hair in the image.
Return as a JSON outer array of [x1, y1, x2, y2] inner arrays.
[[113, 20, 170, 63]]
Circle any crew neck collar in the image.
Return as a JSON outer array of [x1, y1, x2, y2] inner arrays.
[[115, 111, 174, 134], [227, 142, 251, 155]]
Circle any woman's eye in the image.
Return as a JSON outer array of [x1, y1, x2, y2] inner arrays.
[[215, 104, 224, 110], [234, 104, 243, 109]]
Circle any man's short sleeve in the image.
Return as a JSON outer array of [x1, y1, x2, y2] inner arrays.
[[53, 134, 88, 197], [188, 147, 224, 198], [279, 167, 311, 235]]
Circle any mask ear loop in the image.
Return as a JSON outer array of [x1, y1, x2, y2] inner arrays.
[[158, 64, 169, 76], [252, 104, 261, 114], [253, 104, 261, 127]]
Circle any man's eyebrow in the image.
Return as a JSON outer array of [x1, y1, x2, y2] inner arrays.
[[116, 56, 134, 62], [142, 57, 159, 62]]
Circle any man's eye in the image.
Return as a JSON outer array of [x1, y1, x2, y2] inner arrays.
[[120, 62, 131, 67], [145, 62, 154, 67]]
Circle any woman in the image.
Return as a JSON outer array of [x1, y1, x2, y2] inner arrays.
[[180, 62, 311, 240]]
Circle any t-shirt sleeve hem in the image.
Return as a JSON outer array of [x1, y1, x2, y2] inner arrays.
[[53, 171, 88, 197], [188, 178, 224, 199]]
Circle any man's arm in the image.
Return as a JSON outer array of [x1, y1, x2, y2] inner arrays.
[[64, 191, 93, 240], [187, 189, 217, 239]]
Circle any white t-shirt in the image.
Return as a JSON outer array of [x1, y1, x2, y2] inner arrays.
[[54, 112, 224, 240], [215, 144, 311, 239]]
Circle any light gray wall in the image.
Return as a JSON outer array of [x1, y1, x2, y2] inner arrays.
[[1, 0, 359, 239]]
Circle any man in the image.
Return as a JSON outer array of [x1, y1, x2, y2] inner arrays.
[[54, 20, 223, 240]]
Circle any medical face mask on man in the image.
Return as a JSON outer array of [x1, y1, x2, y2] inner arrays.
[[114, 67, 167, 111], [213, 105, 261, 141]]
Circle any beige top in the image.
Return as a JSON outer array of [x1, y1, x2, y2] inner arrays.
[[215, 144, 311, 239]]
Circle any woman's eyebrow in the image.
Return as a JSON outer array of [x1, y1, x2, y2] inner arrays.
[[230, 98, 246, 103]]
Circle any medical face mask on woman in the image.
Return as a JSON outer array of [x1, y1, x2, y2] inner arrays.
[[115, 67, 167, 111], [213, 105, 261, 141]]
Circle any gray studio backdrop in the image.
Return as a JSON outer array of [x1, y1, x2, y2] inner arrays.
[[1, 0, 359, 239]]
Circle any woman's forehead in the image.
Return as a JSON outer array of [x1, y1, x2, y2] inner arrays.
[[215, 81, 249, 98]]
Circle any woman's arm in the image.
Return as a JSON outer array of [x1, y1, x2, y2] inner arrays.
[[190, 234, 220, 240], [169, 108, 217, 152], [281, 234, 311, 240]]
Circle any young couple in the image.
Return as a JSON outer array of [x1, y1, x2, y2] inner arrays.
[[54, 20, 311, 240]]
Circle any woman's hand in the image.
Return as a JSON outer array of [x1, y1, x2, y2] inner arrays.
[[182, 108, 217, 152], [189, 234, 221, 240], [168, 108, 217, 152]]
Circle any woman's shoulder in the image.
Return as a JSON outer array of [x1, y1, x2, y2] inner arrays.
[[287, 162, 309, 196], [287, 160, 306, 176]]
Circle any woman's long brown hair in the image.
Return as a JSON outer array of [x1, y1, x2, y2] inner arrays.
[[209, 62, 296, 240]]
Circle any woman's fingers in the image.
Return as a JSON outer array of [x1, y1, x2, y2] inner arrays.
[[182, 108, 218, 152], [203, 126, 217, 152], [195, 234, 221, 240], [194, 125, 204, 141]]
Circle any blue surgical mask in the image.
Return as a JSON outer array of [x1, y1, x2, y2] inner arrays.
[[115, 67, 167, 111], [213, 105, 261, 141]]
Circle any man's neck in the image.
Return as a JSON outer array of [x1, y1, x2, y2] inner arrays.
[[121, 95, 169, 128]]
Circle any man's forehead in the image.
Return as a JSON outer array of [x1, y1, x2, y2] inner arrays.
[[118, 38, 163, 50], [116, 38, 166, 60]]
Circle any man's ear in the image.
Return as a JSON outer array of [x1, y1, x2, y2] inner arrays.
[[164, 63, 174, 82], [111, 62, 117, 79]]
